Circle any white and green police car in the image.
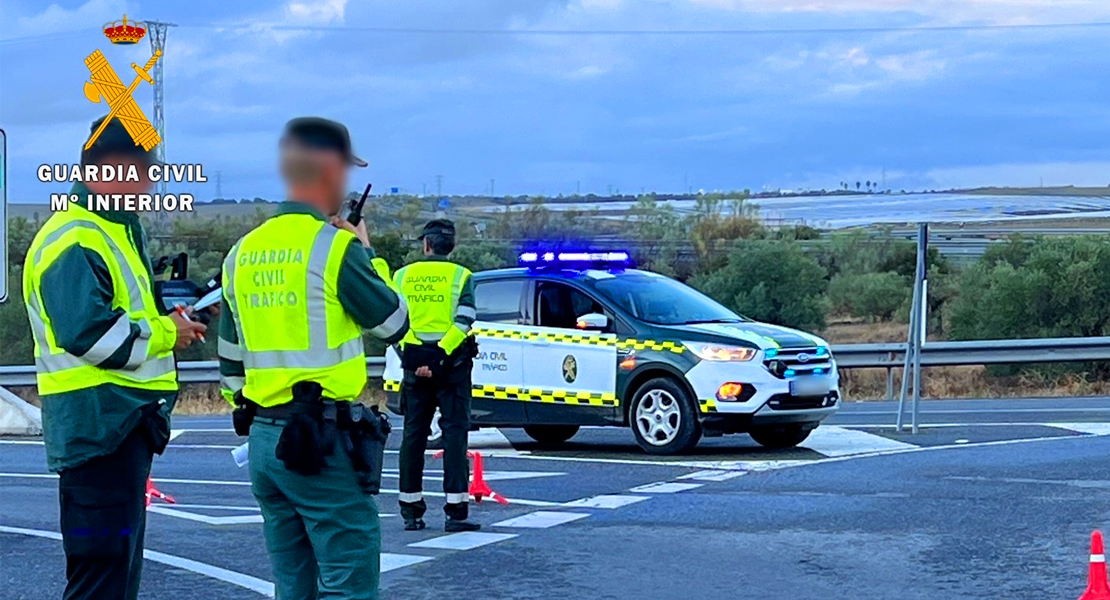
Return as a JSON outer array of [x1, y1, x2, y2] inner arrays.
[[383, 251, 840, 455]]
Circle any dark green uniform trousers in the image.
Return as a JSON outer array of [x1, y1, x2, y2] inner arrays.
[[249, 420, 381, 600], [398, 359, 472, 520], [58, 425, 152, 600]]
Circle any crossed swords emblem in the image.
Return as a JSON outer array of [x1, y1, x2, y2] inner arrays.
[[82, 49, 162, 151]]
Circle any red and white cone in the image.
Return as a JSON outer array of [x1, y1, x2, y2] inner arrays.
[[144, 477, 176, 507], [1079, 531, 1110, 600], [431, 449, 510, 505]]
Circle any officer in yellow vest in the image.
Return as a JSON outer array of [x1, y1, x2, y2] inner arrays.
[[23, 116, 207, 600], [396, 219, 480, 532], [217, 117, 408, 600]]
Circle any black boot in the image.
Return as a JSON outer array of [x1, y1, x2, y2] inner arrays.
[[444, 501, 480, 532], [400, 499, 427, 532]]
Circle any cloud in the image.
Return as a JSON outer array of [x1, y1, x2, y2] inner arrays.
[[5, 0, 128, 39], [285, 0, 348, 24]]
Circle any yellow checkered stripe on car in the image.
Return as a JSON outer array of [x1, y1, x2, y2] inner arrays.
[[474, 384, 618, 407], [471, 326, 615, 347], [616, 339, 685, 353], [699, 399, 718, 413], [384, 380, 400, 392]]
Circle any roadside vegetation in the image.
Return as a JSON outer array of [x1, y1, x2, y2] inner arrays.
[[4, 192, 1110, 407]]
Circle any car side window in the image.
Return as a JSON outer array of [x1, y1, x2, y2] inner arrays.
[[536, 281, 609, 330], [474, 280, 526, 324]]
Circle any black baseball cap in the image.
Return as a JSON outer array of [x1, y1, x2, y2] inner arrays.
[[419, 219, 456, 240], [81, 115, 160, 166], [281, 117, 367, 167]]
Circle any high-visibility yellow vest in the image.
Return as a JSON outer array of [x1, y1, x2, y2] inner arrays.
[[224, 214, 365, 406], [23, 204, 177, 395], [394, 260, 471, 354]]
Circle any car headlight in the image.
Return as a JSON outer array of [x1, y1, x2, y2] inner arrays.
[[684, 342, 758, 362]]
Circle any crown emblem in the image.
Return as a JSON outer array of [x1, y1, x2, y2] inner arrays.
[[103, 14, 147, 45]]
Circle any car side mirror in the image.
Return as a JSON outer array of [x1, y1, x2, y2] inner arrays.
[[576, 313, 609, 331]]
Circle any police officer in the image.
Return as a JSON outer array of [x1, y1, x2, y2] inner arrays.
[[217, 117, 408, 600], [23, 115, 207, 600], [396, 219, 480, 532]]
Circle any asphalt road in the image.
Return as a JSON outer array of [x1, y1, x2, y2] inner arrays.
[[4, 397, 1110, 599]]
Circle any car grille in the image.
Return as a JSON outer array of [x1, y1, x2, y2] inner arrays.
[[763, 347, 833, 379], [766, 391, 839, 411]]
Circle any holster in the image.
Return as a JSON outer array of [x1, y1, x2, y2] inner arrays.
[[342, 402, 391, 495], [231, 391, 257, 437], [274, 382, 336, 476]]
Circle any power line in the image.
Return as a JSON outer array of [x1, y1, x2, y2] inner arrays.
[[5, 20, 1110, 46]]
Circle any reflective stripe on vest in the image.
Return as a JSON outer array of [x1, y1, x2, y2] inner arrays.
[[25, 216, 176, 392]]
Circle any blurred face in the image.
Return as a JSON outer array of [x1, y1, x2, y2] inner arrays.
[[85, 154, 153, 195], [281, 142, 348, 215], [319, 152, 348, 215]]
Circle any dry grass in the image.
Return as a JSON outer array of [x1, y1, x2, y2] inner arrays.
[[822, 320, 908, 344]]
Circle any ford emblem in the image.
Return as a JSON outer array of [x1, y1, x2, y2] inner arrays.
[[796, 353, 811, 363]]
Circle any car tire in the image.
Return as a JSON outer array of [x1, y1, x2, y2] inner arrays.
[[749, 424, 813, 449], [523, 425, 580, 445], [629, 377, 701, 455]]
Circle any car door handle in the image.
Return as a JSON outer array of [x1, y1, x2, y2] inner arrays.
[[528, 337, 550, 346]]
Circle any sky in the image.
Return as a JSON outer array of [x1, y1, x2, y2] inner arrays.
[[2, 0, 1110, 203]]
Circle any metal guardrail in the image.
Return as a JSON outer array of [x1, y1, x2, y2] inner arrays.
[[3, 338, 1110, 387]]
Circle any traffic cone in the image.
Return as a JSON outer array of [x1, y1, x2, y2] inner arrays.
[[145, 477, 176, 507], [431, 449, 510, 505], [1079, 531, 1110, 600], [468, 451, 509, 506]]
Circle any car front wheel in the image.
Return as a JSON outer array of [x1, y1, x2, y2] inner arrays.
[[749, 424, 813, 449], [629, 377, 701, 455]]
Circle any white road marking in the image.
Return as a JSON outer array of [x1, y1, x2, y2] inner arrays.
[[148, 506, 263, 526], [1047, 423, 1110, 435], [493, 511, 590, 529], [801, 426, 917, 457], [563, 495, 648, 509], [628, 482, 703, 493], [380, 468, 565, 482], [0, 525, 274, 597], [0, 473, 565, 508], [408, 531, 517, 550], [677, 470, 747, 481], [169, 429, 185, 441], [467, 429, 518, 453], [381, 553, 433, 572]]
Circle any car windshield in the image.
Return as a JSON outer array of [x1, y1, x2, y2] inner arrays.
[[592, 273, 743, 325]]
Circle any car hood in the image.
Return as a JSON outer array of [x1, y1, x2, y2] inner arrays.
[[660, 322, 828, 350]]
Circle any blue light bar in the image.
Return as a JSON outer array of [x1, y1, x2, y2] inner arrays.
[[785, 369, 796, 378], [519, 250, 631, 267]]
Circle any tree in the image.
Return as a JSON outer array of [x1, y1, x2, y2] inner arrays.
[[856, 181, 861, 191], [690, 240, 828, 331]]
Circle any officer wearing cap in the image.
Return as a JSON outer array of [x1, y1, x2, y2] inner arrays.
[[217, 117, 407, 600], [23, 115, 207, 599], [396, 219, 480, 532]]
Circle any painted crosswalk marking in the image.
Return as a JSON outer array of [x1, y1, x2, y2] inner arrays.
[[677, 470, 747, 481], [493, 511, 590, 529], [1047, 423, 1110, 436], [800, 426, 917, 457], [408, 531, 518, 550], [563, 495, 649, 509], [628, 482, 703, 493], [382, 553, 434, 572]]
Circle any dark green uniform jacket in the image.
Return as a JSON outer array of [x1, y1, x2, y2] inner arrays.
[[35, 183, 177, 473], [217, 202, 408, 400]]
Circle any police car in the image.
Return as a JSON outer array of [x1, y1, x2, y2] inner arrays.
[[383, 251, 840, 455]]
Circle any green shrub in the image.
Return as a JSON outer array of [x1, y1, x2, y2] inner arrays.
[[690, 240, 828, 331], [828, 271, 909, 321]]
